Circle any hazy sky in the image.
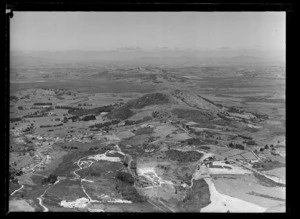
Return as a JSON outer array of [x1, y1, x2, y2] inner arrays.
[[10, 12, 285, 52]]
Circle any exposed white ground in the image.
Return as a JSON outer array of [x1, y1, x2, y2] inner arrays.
[[264, 167, 285, 183], [9, 199, 35, 212], [60, 196, 131, 211], [98, 194, 132, 203], [247, 124, 262, 129], [87, 151, 123, 163], [208, 161, 253, 175], [201, 178, 266, 212], [136, 166, 174, 187], [60, 197, 90, 209], [212, 175, 285, 211]]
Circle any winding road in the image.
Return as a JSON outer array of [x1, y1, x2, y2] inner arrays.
[[10, 185, 24, 196], [37, 185, 53, 212]]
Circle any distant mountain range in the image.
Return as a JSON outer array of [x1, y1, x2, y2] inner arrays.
[[10, 48, 285, 67]]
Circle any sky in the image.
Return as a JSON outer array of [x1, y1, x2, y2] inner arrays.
[[10, 12, 285, 52]]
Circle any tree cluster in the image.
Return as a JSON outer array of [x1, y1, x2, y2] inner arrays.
[[70, 104, 115, 117], [81, 114, 96, 121], [182, 138, 202, 146], [106, 106, 134, 120], [10, 117, 22, 122], [228, 142, 245, 150], [115, 171, 146, 203], [41, 174, 58, 185], [33, 102, 52, 106], [116, 171, 134, 185], [40, 123, 63, 128], [243, 140, 257, 146], [9, 166, 23, 181], [124, 116, 152, 126], [91, 119, 119, 129], [10, 95, 18, 101], [62, 146, 78, 150], [55, 106, 81, 110]]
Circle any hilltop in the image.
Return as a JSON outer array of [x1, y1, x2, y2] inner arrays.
[[106, 92, 172, 120], [124, 92, 172, 109], [170, 89, 223, 113]]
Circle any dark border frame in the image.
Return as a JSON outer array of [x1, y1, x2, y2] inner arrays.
[[3, 1, 296, 217]]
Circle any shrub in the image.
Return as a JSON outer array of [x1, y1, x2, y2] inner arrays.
[[81, 114, 96, 121], [10, 96, 18, 101], [115, 181, 146, 203], [199, 146, 210, 150], [235, 144, 245, 150], [41, 174, 58, 185], [33, 102, 52, 106], [10, 117, 22, 122], [246, 140, 257, 146], [92, 120, 119, 129], [116, 171, 134, 185], [166, 150, 203, 162], [182, 138, 203, 146]]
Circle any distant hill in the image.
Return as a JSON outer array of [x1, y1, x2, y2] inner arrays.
[[124, 92, 172, 109], [106, 92, 172, 120], [10, 49, 285, 68], [171, 89, 222, 114], [106, 106, 134, 120], [105, 89, 266, 125]]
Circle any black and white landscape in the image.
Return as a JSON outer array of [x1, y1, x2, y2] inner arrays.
[[9, 12, 285, 212]]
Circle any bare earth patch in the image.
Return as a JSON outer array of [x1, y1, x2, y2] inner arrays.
[[9, 199, 35, 212]]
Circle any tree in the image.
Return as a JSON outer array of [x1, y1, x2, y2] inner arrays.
[[116, 171, 134, 185], [41, 174, 58, 185], [62, 117, 68, 123], [260, 148, 264, 152], [264, 145, 269, 149]]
